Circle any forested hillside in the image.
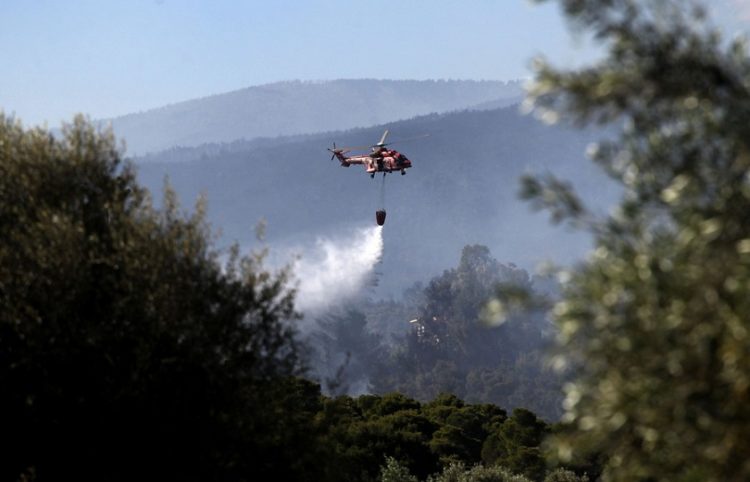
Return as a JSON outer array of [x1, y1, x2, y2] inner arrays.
[[108, 79, 523, 154], [309, 245, 565, 421], [129, 74, 616, 440], [135, 104, 614, 298], [0, 115, 596, 482]]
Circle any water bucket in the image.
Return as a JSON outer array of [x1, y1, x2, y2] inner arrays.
[[375, 210, 386, 226]]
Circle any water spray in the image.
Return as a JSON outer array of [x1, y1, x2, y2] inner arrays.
[[293, 225, 384, 314]]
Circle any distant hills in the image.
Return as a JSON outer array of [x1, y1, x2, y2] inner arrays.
[[135, 103, 615, 297], [107, 79, 523, 155]]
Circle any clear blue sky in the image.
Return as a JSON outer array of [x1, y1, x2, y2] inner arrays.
[[1, 0, 746, 126]]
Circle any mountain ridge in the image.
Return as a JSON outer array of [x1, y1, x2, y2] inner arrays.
[[107, 79, 524, 155]]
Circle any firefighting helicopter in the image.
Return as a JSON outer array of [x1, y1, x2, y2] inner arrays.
[[327, 130, 427, 178], [328, 129, 427, 226]]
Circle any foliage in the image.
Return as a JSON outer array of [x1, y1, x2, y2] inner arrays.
[[309, 307, 384, 395], [321, 393, 440, 482], [381, 456, 420, 482], [321, 391, 596, 482], [525, 0, 750, 480], [426, 462, 532, 482], [373, 245, 563, 420], [426, 398, 506, 467], [0, 115, 312, 481], [543, 468, 589, 482], [482, 409, 549, 481]]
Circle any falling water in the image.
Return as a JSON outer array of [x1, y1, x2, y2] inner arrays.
[[293, 225, 384, 314]]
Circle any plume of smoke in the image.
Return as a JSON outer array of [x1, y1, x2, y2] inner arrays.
[[291, 225, 384, 314]]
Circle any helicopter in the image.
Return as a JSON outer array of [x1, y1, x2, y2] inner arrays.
[[327, 130, 426, 178]]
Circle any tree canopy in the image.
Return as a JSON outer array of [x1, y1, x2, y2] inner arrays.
[[0, 115, 308, 481], [373, 245, 562, 420], [524, 1, 750, 480]]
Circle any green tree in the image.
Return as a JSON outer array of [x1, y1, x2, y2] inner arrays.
[[426, 398, 506, 469], [311, 307, 384, 395], [524, 1, 750, 480], [426, 462, 533, 482], [482, 408, 548, 481], [380, 456, 420, 482], [0, 115, 313, 480], [543, 469, 589, 482], [417, 245, 533, 360], [321, 393, 439, 482], [375, 246, 561, 420]]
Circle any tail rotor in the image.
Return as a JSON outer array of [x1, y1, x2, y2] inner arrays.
[[328, 142, 337, 161]]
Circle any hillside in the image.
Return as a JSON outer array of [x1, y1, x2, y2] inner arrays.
[[135, 104, 615, 298], [108, 79, 523, 155]]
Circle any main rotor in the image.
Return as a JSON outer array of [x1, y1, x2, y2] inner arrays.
[[328, 129, 428, 158]]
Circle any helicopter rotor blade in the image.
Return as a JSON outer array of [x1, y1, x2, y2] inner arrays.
[[381, 133, 430, 147], [328, 142, 355, 160], [328, 131, 428, 155], [328, 142, 336, 160], [334, 144, 373, 151], [376, 129, 389, 147]]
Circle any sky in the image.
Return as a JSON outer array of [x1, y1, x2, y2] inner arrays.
[[1, 0, 748, 127]]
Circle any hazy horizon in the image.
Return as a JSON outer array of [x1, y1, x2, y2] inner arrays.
[[2, 0, 606, 126]]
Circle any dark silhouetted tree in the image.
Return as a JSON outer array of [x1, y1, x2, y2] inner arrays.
[[0, 115, 317, 481]]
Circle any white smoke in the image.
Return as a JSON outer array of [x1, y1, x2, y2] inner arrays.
[[290, 225, 384, 314]]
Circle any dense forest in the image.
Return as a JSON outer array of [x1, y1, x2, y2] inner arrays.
[[307, 244, 564, 421]]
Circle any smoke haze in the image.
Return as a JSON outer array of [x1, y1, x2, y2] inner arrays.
[[291, 225, 384, 314]]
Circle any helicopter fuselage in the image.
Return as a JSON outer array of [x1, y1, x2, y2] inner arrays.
[[334, 149, 412, 176]]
